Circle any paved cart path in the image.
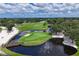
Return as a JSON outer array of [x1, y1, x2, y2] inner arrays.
[[63, 36, 78, 49]]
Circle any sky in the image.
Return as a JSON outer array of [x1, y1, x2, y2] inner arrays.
[[0, 3, 79, 18]]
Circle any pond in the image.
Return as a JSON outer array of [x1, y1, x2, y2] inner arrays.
[[7, 32, 77, 56]]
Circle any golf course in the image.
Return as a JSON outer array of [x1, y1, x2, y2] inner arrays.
[[0, 18, 78, 56]]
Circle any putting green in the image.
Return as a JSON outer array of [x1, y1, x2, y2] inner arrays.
[[18, 32, 51, 46]]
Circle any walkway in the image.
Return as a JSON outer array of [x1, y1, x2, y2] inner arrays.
[[63, 36, 78, 49], [52, 34, 64, 38], [52, 32, 64, 38]]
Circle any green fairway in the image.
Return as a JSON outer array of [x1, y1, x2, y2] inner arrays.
[[17, 21, 48, 31], [18, 32, 51, 46]]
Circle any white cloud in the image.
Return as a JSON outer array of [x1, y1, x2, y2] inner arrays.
[[0, 3, 79, 14], [67, 10, 72, 13]]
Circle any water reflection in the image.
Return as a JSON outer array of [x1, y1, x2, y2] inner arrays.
[[39, 41, 67, 56], [8, 41, 70, 56]]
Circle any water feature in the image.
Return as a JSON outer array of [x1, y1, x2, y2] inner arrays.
[[7, 32, 77, 56]]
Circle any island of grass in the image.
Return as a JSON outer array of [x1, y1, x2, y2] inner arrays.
[[18, 32, 51, 46]]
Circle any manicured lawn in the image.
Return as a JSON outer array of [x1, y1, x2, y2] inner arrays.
[[18, 32, 51, 46], [73, 41, 79, 56], [1, 47, 24, 56], [17, 21, 48, 31]]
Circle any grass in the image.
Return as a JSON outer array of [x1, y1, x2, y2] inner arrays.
[[17, 21, 48, 31], [0, 47, 24, 56], [73, 40, 79, 56], [73, 48, 79, 56], [73, 49, 79, 56], [18, 32, 51, 46]]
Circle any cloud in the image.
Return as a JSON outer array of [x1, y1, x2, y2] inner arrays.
[[0, 3, 79, 17]]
